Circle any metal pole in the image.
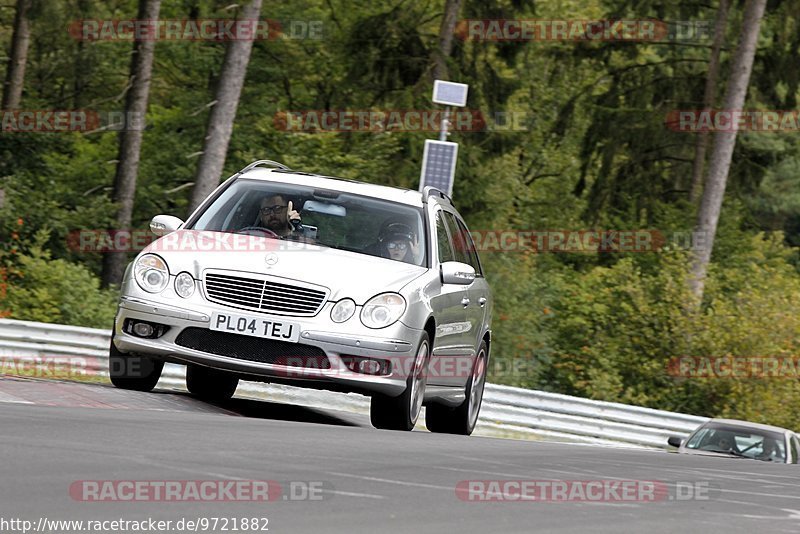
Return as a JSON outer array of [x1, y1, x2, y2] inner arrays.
[[439, 106, 451, 141]]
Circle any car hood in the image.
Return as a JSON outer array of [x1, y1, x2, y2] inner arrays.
[[144, 230, 428, 303]]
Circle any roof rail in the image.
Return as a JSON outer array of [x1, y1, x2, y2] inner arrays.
[[239, 160, 290, 173], [422, 186, 452, 204]]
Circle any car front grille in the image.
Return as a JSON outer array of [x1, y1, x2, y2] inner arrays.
[[175, 328, 330, 368], [203, 271, 327, 316]]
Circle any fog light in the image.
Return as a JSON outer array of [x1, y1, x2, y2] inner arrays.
[[123, 319, 169, 339], [342, 355, 391, 376], [358, 359, 382, 375], [133, 322, 154, 337]]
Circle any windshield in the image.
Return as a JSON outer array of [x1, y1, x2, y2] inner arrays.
[[685, 423, 786, 462], [189, 179, 427, 266]]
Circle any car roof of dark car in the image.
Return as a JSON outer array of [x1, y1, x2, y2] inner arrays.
[[707, 418, 794, 436]]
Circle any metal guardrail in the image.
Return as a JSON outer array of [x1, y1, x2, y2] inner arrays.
[[0, 318, 708, 449]]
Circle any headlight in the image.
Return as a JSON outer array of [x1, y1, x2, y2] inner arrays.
[[360, 293, 406, 329], [174, 272, 195, 298], [331, 298, 356, 323], [134, 254, 169, 293]]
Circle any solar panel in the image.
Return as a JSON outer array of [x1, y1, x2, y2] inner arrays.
[[419, 140, 458, 196], [432, 80, 469, 107]]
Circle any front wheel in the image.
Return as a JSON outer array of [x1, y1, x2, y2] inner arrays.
[[370, 332, 430, 431], [426, 340, 488, 436], [109, 333, 164, 392], [186, 365, 239, 402]]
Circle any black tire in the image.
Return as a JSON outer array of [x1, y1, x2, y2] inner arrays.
[[186, 364, 239, 402], [109, 334, 164, 392], [426, 340, 488, 436], [370, 332, 430, 431]]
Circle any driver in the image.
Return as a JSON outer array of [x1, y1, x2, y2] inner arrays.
[[710, 431, 740, 453], [258, 194, 302, 237]]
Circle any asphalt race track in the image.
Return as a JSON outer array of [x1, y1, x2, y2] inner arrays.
[[1, 376, 799, 533]]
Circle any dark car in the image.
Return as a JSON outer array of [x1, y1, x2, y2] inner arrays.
[[668, 418, 800, 463]]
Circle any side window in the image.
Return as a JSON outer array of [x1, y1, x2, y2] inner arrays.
[[442, 211, 470, 266], [792, 437, 799, 464], [455, 218, 483, 276], [435, 211, 455, 263]]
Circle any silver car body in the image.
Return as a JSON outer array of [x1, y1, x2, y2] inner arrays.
[[113, 165, 492, 406]]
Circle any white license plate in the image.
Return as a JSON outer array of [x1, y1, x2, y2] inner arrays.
[[210, 312, 299, 343]]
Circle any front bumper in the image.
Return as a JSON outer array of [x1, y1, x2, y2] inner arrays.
[[114, 295, 422, 397]]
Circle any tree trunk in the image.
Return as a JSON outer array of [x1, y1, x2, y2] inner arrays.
[[187, 0, 263, 214], [430, 0, 462, 81], [72, 0, 93, 109], [689, 0, 768, 299], [101, 0, 162, 287], [689, 0, 730, 204], [2, 0, 32, 109]]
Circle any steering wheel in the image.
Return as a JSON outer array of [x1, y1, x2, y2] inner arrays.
[[238, 226, 280, 238]]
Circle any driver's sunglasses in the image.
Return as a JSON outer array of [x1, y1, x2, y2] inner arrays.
[[260, 205, 287, 215], [387, 242, 408, 251]]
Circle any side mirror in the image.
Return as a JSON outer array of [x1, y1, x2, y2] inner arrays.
[[149, 215, 184, 236], [441, 261, 475, 285], [667, 436, 683, 448]]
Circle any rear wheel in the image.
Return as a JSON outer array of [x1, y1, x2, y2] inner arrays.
[[109, 333, 164, 392], [426, 340, 488, 436], [370, 333, 430, 431], [186, 364, 239, 402]]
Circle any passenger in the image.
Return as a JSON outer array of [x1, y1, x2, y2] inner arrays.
[[757, 437, 783, 461], [377, 222, 419, 264]]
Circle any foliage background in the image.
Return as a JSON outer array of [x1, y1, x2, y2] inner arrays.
[[2, 0, 800, 428]]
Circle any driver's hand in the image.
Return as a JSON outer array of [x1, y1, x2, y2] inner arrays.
[[287, 200, 301, 226]]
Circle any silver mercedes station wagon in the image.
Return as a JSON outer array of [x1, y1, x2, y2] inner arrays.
[[110, 160, 493, 434]]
